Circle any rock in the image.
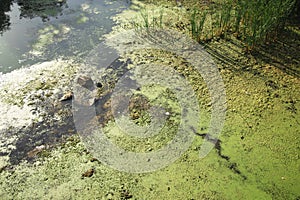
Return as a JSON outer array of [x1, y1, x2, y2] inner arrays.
[[106, 193, 114, 199], [176, 0, 182, 7], [77, 75, 95, 91], [120, 190, 133, 199]]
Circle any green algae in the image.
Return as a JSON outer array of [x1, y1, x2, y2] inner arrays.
[[0, 136, 140, 199], [76, 14, 89, 24], [101, 84, 182, 153], [30, 24, 71, 56], [219, 66, 300, 199], [0, 0, 299, 199]]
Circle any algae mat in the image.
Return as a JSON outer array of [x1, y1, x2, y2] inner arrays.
[[0, 0, 300, 199]]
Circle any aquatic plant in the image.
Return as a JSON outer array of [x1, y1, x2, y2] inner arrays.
[[190, 9, 207, 42], [140, 8, 150, 30], [238, 0, 296, 50], [190, 0, 297, 51], [159, 7, 164, 28], [218, 2, 232, 37], [233, 0, 245, 37], [133, 7, 164, 32]]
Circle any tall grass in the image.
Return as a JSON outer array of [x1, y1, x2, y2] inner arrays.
[[238, 0, 296, 50], [218, 3, 232, 37], [140, 9, 150, 30], [132, 8, 164, 32], [191, 9, 207, 42], [190, 0, 296, 50]]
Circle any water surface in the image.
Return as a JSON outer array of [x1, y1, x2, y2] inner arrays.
[[0, 0, 130, 74]]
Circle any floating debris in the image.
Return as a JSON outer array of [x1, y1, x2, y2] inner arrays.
[[82, 168, 95, 178], [59, 91, 73, 101], [27, 145, 46, 158]]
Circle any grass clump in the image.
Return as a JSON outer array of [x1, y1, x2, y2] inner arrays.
[[190, 9, 207, 42], [132, 7, 165, 31], [190, 0, 297, 51]]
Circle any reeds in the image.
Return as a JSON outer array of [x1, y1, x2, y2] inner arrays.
[[190, 0, 296, 51], [218, 2, 232, 37], [190, 9, 207, 42], [132, 7, 164, 32]]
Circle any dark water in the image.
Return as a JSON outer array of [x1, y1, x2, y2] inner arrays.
[[0, 0, 130, 73]]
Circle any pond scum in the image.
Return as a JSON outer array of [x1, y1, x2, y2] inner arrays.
[[0, 0, 300, 199]]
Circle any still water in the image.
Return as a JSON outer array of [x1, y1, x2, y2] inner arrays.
[[0, 0, 130, 74]]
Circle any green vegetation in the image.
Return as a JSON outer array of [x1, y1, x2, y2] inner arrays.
[[191, 9, 207, 42], [131, 7, 164, 31], [190, 0, 296, 50], [0, 0, 299, 199]]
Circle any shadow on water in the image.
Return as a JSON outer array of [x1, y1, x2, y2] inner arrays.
[[17, 0, 66, 21], [203, 22, 300, 79], [252, 26, 300, 78], [7, 101, 76, 166], [0, 0, 67, 34], [0, 0, 13, 33]]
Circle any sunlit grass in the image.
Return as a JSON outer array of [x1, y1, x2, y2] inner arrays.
[[132, 7, 165, 32], [190, 9, 207, 42], [190, 0, 296, 51]]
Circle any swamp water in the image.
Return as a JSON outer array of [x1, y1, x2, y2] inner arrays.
[[0, 0, 299, 199], [0, 0, 130, 73]]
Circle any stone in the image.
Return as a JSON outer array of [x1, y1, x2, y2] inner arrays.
[[77, 75, 95, 91]]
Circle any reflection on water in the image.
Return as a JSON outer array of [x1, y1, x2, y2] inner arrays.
[[0, 0, 66, 34], [0, 0, 130, 73], [17, 0, 66, 21], [0, 0, 12, 33]]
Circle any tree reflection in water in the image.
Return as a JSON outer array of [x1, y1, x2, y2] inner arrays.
[[0, 0, 12, 34], [0, 0, 67, 34]]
